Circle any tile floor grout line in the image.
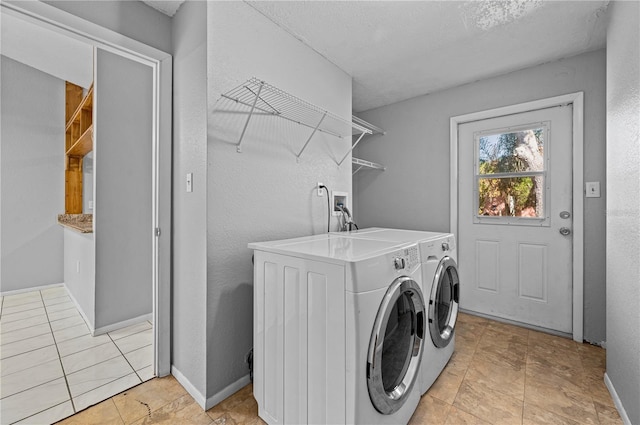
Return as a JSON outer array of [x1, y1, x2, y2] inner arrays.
[[50, 319, 91, 334], [39, 289, 78, 415], [48, 311, 84, 323], [0, 304, 46, 317], [448, 320, 499, 424], [7, 400, 71, 425], [522, 329, 530, 424], [0, 326, 54, 346], [107, 332, 145, 383], [121, 342, 153, 357], [0, 317, 50, 334], [0, 373, 66, 402], [64, 348, 127, 377], [70, 370, 140, 402], [109, 325, 153, 342], [0, 342, 57, 362], [59, 339, 115, 359], [2, 306, 44, 323], [109, 397, 128, 425]]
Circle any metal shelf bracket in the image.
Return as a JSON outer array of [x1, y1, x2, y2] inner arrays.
[[296, 112, 327, 161], [235, 81, 265, 153]]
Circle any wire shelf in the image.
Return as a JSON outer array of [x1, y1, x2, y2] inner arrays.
[[352, 157, 386, 175], [220, 78, 371, 160]]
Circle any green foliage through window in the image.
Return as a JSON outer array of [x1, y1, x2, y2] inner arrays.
[[477, 129, 544, 217]]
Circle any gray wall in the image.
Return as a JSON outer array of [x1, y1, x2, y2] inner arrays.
[[355, 50, 607, 343], [43, 0, 172, 54], [94, 48, 153, 330], [64, 229, 95, 327], [205, 2, 352, 401], [171, 0, 208, 398], [83, 152, 93, 214], [0, 56, 64, 292], [606, 2, 640, 424]]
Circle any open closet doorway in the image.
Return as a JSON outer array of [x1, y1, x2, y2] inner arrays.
[[0, 2, 171, 422]]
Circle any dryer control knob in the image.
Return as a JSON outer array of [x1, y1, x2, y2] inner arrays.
[[393, 257, 405, 270], [442, 242, 450, 251]]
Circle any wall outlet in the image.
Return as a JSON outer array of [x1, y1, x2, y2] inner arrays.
[[317, 182, 324, 197], [76, 260, 80, 274]]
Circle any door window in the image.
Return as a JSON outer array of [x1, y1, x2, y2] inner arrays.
[[474, 123, 550, 226], [429, 257, 459, 348], [368, 277, 425, 415]]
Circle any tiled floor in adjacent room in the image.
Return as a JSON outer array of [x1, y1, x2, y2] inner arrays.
[[53, 312, 622, 425], [0, 286, 154, 424]]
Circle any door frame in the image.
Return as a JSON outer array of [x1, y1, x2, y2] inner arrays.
[[1, 1, 172, 374], [449, 92, 584, 342]]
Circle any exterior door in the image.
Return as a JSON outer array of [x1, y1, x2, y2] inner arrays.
[[457, 105, 573, 333]]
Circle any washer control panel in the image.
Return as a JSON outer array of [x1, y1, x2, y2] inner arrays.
[[391, 245, 420, 271]]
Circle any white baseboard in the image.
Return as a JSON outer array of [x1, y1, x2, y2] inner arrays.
[[170, 366, 251, 412], [63, 284, 95, 334], [93, 313, 152, 336], [0, 282, 64, 297], [205, 374, 251, 410], [171, 365, 207, 409], [604, 373, 632, 425]]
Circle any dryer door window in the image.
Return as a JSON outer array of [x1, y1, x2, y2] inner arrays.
[[429, 257, 460, 348], [367, 277, 425, 415]]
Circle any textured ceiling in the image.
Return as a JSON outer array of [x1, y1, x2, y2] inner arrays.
[[247, 1, 609, 112]]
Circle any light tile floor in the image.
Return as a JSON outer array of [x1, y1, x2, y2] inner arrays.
[[55, 312, 623, 425], [0, 286, 153, 424]]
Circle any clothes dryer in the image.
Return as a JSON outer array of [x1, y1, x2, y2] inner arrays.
[[249, 234, 426, 425], [340, 228, 460, 394]]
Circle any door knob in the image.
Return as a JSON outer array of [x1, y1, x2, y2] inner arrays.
[[559, 227, 571, 236], [560, 211, 571, 219]]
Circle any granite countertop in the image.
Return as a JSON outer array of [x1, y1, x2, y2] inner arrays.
[[58, 214, 93, 233]]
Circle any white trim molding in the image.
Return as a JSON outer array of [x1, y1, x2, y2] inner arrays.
[[171, 366, 207, 409], [0, 282, 64, 297], [450, 92, 585, 342], [93, 313, 153, 336], [205, 374, 252, 411], [605, 373, 632, 425]]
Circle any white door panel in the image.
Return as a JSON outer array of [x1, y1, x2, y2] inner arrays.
[[458, 105, 573, 333]]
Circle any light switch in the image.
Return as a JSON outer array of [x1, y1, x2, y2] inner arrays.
[[586, 181, 600, 198], [186, 173, 193, 193]]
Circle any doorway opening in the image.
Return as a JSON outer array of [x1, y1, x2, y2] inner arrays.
[[0, 1, 171, 422]]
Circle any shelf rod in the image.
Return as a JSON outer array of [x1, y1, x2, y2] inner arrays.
[[220, 94, 344, 139], [352, 157, 385, 170], [296, 112, 327, 160], [337, 131, 367, 166], [236, 81, 264, 153], [221, 94, 279, 117]]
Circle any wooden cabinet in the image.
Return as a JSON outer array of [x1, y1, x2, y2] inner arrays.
[[65, 82, 93, 214]]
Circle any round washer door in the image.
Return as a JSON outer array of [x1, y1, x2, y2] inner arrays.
[[367, 276, 425, 415], [428, 256, 460, 348]]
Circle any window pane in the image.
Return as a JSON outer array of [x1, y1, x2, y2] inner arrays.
[[478, 176, 544, 217], [479, 129, 544, 174]]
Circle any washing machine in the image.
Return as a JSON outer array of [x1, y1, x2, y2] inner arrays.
[[339, 228, 460, 394], [249, 233, 426, 425]]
